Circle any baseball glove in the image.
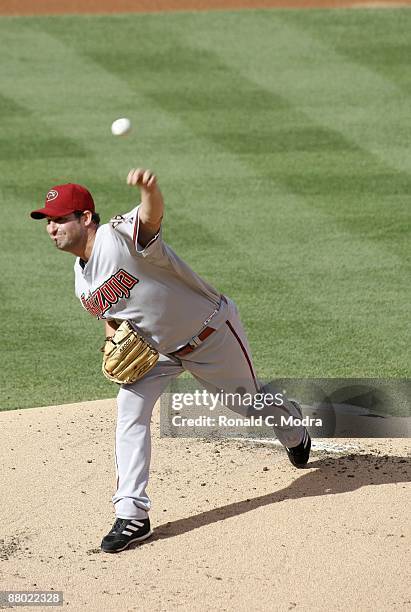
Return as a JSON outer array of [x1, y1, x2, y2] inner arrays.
[[101, 321, 159, 384]]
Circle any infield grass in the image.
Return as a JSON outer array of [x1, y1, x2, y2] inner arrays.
[[0, 9, 410, 410]]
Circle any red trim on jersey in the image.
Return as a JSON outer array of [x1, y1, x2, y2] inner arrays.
[[132, 206, 161, 252], [225, 320, 259, 392], [132, 210, 139, 246]]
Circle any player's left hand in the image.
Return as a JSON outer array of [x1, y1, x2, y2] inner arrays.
[[127, 168, 157, 192]]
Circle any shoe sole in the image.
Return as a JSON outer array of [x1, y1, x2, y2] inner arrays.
[[101, 529, 153, 553], [286, 453, 309, 468]]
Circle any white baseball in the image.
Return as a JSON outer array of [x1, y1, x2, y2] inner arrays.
[[111, 117, 132, 136]]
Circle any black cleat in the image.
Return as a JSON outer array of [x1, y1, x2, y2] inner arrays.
[[285, 429, 311, 468], [101, 517, 152, 553]]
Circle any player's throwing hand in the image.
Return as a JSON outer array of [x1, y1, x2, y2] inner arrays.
[[127, 168, 157, 191]]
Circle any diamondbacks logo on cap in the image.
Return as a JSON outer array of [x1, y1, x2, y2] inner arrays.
[[46, 189, 58, 202]]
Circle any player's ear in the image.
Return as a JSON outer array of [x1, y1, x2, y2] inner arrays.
[[83, 210, 94, 226]]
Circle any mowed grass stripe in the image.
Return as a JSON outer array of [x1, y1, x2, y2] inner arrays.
[[282, 9, 411, 183], [284, 9, 411, 97], [182, 9, 411, 175]]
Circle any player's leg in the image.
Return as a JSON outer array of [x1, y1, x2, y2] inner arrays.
[[102, 355, 184, 552], [182, 297, 308, 451], [111, 355, 183, 520]]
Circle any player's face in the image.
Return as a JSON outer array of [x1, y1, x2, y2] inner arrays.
[[46, 213, 85, 252]]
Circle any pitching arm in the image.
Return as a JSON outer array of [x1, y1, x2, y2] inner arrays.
[[127, 168, 164, 248]]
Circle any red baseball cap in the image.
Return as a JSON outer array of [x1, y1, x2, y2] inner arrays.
[[30, 183, 95, 219]]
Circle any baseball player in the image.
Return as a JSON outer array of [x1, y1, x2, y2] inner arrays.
[[31, 169, 311, 553]]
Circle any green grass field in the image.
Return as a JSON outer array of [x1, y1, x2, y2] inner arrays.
[[0, 8, 410, 411]]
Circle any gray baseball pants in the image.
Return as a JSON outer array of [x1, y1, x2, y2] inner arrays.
[[112, 297, 305, 519]]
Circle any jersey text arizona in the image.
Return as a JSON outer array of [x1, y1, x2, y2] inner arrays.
[[81, 269, 139, 318]]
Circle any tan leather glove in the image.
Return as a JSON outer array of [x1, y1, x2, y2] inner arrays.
[[101, 321, 159, 384]]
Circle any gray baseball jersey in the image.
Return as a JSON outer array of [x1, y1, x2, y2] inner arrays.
[[74, 205, 221, 354]]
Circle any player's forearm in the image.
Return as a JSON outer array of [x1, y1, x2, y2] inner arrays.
[[105, 319, 120, 338], [127, 168, 164, 231], [139, 184, 164, 230]]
